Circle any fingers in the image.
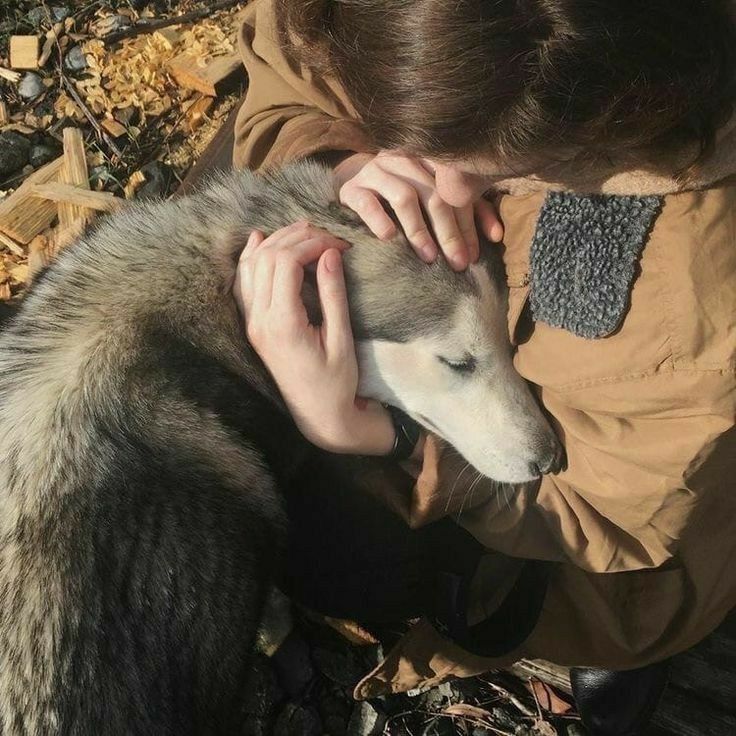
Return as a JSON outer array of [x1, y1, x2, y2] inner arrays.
[[337, 153, 483, 270], [475, 198, 504, 243], [237, 221, 349, 340], [317, 249, 353, 359]]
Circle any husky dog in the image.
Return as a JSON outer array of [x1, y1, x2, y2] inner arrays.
[[0, 161, 560, 734]]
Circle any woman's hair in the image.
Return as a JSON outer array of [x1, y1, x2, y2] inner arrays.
[[276, 0, 736, 172]]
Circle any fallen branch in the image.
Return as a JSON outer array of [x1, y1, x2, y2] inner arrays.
[[30, 182, 123, 213], [102, 0, 242, 45]]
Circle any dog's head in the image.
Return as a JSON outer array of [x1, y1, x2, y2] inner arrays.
[[246, 162, 562, 483], [341, 231, 563, 483]]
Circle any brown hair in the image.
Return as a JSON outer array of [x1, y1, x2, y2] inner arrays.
[[276, 0, 736, 172]]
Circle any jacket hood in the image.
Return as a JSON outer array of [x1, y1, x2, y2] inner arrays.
[[495, 115, 736, 197]]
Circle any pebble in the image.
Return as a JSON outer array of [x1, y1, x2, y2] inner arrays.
[[64, 46, 87, 73], [422, 716, 457, 736], [346, 701, 387, 736], [18, 72, 45, 102], [273, 703, 322, 736], [27, 6, 69, 28], [29, 143, 60, 169], [0, 132, 31, 177], [271, 632, 314, 698], [135, 161, 175, 200]]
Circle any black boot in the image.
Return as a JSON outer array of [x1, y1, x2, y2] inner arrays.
[[570, 661, 670, 736]]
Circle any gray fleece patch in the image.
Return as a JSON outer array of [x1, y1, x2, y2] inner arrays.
[[529, 192, 663, 338]]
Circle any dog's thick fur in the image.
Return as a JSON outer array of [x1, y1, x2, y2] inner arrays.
[[0, 162, 558, 734]]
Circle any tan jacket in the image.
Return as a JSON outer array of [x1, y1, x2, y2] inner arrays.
[[235, 0, 736, 698]]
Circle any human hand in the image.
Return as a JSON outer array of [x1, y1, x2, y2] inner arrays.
[[234, 221, 395, 455], [333, 151, 502, 271]]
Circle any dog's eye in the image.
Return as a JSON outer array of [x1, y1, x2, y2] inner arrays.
[[438, 356, 477, 374]]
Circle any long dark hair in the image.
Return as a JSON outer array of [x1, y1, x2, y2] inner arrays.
[[277, 0, 736, 174]]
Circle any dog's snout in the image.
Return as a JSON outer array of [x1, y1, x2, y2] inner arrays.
[[530, 442, 567, 477]]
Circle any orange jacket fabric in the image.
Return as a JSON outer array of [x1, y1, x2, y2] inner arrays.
[[234, 0, 736, 697]]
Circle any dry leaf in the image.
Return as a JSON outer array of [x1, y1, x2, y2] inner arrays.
[[443, 704, 494, 720], [527, 679, 573, 715]]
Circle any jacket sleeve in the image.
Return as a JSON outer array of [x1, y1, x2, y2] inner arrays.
[[233, 0, 374, 171], [413, 369, 736, 574]]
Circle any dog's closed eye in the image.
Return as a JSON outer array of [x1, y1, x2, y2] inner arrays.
[[438, 355, 477, 375]]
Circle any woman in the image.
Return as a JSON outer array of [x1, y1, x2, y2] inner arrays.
[[231, 1, 736, 733]]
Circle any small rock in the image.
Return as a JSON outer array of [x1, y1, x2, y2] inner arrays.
[[421, 682, 459, 712], [18, 73, 45, 102], [347, 701, 387, 736], [563, 724, 587, 736], [271, 632, 314, 697], [135, 161, 175, 200], [64, 46, 87, 73], [0, 132, 31, 177], [422, 716, 456, 736], [273, 703, 322, 736], [29, 143, 60, 169], [27, 6, 69, 28]]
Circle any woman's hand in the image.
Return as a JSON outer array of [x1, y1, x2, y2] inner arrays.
[[234, 221, 395, 456], [334, 151, 502, 271]]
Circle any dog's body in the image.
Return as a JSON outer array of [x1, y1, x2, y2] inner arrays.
[[0, 162, 560, 734]]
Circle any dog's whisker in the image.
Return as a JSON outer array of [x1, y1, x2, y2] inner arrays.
[[445, 461, 471, 513]]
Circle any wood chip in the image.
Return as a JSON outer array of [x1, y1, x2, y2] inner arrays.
[[0, 68, 22, 83], [0, 157, 64, 244], [101, 117, 127, 138], [38, 36, 56, 68], [31, 182, 122, 213], [9, 36, 40, 70], [167, 52, 241, 96], [0, 101, 8, 126], [0, 231, 24, 257], [59, 128, 91, 229], [123, 170, 146, 200]]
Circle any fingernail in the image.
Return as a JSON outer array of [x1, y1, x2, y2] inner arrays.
[[491, 223, 504, 242], [450, 254, 467, 270], [420, 245, 436, 263], [324, 249, 341, 273]]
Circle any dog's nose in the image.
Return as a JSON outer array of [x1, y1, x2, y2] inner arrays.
[[529, 445, 567, 477]]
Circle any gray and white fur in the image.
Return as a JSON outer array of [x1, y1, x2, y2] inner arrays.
[[0, 161, 560, 735]]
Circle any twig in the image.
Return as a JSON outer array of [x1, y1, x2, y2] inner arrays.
[[61, 76, 125, 160], [102, 0, 242, 45], [481, 679, 536, 718]]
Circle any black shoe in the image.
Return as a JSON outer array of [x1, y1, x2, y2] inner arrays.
[[570, 661, 670, 736]]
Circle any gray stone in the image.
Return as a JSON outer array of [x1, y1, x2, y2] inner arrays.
[[422, 716, 456, 736], [64, 46, 87, 73], [0, 132, 31, 177], [347, 701, 387, 736], [135, 161, 175, 200], [273, 703, 322, 736], [18, 73, 45, 102], [27, 6, 69, 28], [29, 143, 59, 169]]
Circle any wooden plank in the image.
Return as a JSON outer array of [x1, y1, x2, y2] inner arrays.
[[0, 231, 24, 257], [167, 52, 242, 97], [9, 36, 40, 70], [30, 183, 122, 213], [0, 157, 64, 244], [59, 127, 91, 229]]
